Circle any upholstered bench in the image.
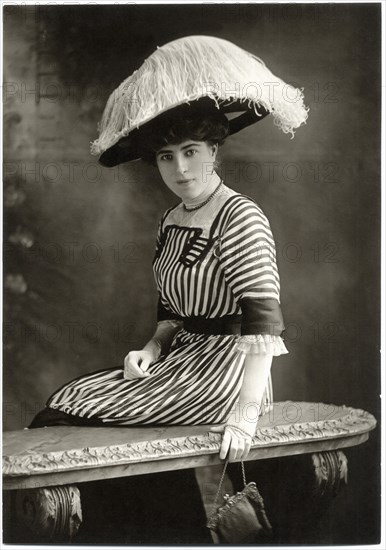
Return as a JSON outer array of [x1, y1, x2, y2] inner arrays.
[[2, 401, 376, 543]]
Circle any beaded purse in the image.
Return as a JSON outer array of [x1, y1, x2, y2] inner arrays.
[[207, 460, 272, 544]]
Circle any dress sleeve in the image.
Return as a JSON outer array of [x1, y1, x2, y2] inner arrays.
[[218, 197, 288, 356]]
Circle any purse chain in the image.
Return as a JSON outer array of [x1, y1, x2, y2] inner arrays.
[[212, 459, 247, 508]]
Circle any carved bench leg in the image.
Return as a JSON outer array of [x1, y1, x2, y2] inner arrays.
[[312, 450, 348, 497], [3, 485, 82, 543], [284, 450, 348, 543]]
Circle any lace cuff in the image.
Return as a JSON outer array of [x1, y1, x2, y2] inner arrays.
[[236, 334, 289, 356]]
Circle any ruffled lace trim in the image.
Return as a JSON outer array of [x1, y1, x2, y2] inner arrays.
[[236, 334, 288, 356]]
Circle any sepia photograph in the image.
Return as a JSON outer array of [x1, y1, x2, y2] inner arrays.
[[2, 1, 383, 547]]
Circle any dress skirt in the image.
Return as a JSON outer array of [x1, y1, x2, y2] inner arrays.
[[45, 329, 273, 425]]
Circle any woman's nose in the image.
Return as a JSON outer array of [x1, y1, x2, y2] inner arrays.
[[175, 154, 188, 174]]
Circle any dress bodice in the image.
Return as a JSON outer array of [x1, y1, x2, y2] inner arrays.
[[152, 184, 284, 339]]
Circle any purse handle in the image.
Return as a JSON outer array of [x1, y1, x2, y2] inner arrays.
[[212, 460, 247, 508]]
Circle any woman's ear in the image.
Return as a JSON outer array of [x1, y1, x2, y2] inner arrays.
[[212, 144, 218, 157]]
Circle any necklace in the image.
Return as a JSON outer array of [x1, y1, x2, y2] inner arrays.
[[183, 181, 223, 212]]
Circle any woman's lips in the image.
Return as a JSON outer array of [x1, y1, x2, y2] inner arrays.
[[176, 178, 194, 184]]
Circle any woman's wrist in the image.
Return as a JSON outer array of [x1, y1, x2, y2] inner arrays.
[[153, 320, 182, 355], [226, 404, 259, 438], [142, 338, 162, 361], [225, 424, 253, 440]]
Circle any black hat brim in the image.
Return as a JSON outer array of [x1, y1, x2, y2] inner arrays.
[[98, 96, 269, 168]]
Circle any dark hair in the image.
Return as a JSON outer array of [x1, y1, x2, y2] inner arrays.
[[138, 108, 230, 165]]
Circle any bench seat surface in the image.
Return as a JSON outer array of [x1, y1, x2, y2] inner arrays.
[[3, 401, 376, 489]]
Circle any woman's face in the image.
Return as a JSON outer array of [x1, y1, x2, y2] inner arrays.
[[155, 140, 218, 201]]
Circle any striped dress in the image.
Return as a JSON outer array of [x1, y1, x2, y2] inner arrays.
[[47, 184, 288, 425]]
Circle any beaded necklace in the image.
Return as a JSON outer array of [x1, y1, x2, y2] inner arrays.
[[182, 181, 223, 212]]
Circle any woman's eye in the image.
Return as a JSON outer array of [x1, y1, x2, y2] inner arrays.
[[159, 154, 172, 161], [186, 149, 197, 157]]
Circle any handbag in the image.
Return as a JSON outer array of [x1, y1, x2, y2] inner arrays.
[[207, 460, 272, 544]]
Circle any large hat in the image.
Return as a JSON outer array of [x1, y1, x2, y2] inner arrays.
[[91, 35, 309, 167]]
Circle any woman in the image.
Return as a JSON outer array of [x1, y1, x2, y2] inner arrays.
[[28, 35, 307, 543], [27, 109, 287, 544], [30, 108, 288, 463]]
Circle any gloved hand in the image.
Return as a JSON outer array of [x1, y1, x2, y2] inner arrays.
[[123, 339, 160, 380]]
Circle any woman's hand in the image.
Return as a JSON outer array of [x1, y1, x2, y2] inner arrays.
[[209, 353, 272, 461], [123, 350, 154, 380], [210, 424, 253, 462]]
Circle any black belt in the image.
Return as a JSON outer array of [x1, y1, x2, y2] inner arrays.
[[183, 315, 242, 335]]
